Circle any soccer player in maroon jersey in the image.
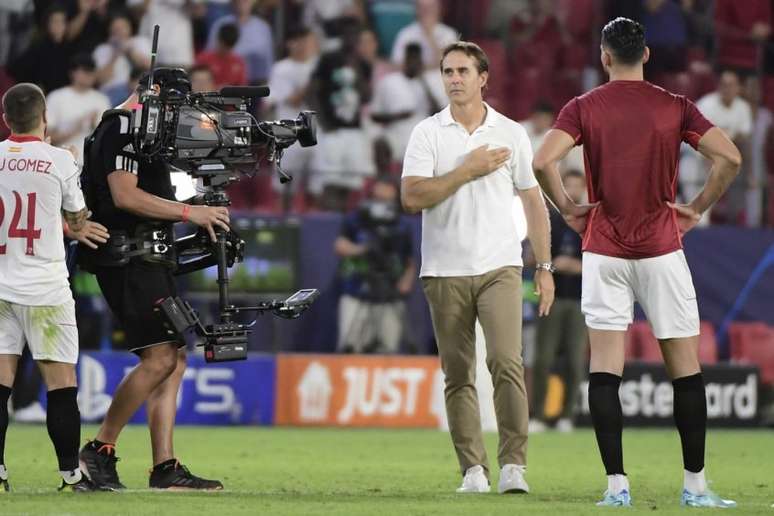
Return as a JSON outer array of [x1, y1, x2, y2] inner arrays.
[[532, 18, 741, 508]]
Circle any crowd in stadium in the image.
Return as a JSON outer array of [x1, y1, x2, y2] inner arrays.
[[0, 0, 772, 225]]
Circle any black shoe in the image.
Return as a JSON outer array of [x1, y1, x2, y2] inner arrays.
[[79, 441, 126, 491], [149, 460, 223, 491], [0, 478, 9, 492], [58, 474, 98, 492]]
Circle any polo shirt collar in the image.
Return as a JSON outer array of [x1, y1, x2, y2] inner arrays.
[[439, 102, 499, 128]]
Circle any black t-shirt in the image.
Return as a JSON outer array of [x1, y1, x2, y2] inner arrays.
[[550, 210, 582, 300], [313, 50, 371, 130], [85, 111, 176, 234]]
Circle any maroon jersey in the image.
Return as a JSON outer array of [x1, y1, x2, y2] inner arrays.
[[553, 80, 714, 259]]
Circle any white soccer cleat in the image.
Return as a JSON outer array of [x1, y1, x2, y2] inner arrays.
[[498, 464, 529, 494], [456, 465, 490, 493], [528, 419, 547, 434], [556, 418, 574, 433]]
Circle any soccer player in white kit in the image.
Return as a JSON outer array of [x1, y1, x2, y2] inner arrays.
[[0, 83, 108, 492]]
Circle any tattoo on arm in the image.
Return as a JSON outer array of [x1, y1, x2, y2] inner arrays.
[[63, 207, 89, 232]]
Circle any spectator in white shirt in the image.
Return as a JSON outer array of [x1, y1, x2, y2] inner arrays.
[[46, 54, 110, 164], [129, 0, 196, 67], [680, 70, 752, 224], [371, 43, 445, 159], [266, 26, 319, 197], [390, 0, 458, 69], [93, 11, 152, 92]]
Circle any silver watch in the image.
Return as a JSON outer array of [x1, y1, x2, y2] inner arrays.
[[536, 262, 556, 273]]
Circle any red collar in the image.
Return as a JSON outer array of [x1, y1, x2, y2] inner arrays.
[[8, 134, 43, 143]]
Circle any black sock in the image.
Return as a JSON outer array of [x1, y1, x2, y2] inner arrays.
[[46, 387, 80, 471], [673, 373, 706, 473], [0, 385, 11, 466], [588, 372, 625, 476], [153, 458, 177, 471]]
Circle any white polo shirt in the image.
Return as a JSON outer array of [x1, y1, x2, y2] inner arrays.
[[402, 104, 537, 277]]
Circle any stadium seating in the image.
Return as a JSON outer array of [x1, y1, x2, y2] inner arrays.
[[472, 38, 508, 114], [728, 322, 774, 385]]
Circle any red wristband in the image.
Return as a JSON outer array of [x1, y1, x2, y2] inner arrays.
[[181, 204, 191, 223]]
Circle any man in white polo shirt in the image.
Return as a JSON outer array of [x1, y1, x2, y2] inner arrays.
[[401, 41, 554, 494]]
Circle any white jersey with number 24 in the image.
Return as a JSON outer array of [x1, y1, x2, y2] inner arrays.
[[0, 136, 85, 306]]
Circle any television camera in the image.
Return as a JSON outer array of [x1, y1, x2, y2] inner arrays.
[[121, 26, 320, 362]]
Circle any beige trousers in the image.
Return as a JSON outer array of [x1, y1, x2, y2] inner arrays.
[[422, 266, 528, 475]]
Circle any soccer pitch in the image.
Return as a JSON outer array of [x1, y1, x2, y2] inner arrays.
[[1, 425, 771, 515]]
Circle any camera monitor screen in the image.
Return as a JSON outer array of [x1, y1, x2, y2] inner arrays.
[[185, 216, 300, 296]]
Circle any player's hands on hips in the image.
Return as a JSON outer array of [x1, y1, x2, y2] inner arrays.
[[463, 144, 511, 179], [563, 202, 598, 235], [189, 205, 230, 242], [667, 202, 701, 235], [66, 220, 110, 249], [534, 269, 555, 317]]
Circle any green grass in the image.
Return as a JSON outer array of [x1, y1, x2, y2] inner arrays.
[[1, 425, 772, 515]]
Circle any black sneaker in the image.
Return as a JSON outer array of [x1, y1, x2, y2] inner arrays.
[[58, 474, 98, 492], [0, 478, 9, 492], [79, 441, 125, 491], [149, 460, 223, 491]]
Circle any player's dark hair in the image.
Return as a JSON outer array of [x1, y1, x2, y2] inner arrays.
[[217, 23, 240, 48], [601, 17, 646, 66], [2, 83, 46, 133], [440, 41, 489, 76]]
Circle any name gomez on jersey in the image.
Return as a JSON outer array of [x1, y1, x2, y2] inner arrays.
[[0, 136, 86, 306]]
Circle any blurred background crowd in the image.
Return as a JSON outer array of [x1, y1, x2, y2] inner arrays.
[[1, 0, 774, 224], [0, 0, 773, 428]]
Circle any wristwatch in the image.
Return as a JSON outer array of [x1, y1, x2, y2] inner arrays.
[[536, 262, 556, 273]]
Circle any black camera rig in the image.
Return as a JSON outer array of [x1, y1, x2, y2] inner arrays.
[[122, 25, 321, 362]]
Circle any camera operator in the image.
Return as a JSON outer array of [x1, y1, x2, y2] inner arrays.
[[334, 177, 416, 354], [77, 69, 227, 491]]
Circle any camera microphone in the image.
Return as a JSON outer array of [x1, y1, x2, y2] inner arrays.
[[220, 86, 270, 98]]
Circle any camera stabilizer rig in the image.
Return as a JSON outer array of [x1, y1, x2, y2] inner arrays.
[[152, 164, 319, 362], [124, 24, 321, 362]]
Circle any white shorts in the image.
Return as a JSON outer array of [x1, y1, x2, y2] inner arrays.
[[0, 298, 78, 364], [581, 250, 700, 339], [310, 128, 375, 193]]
